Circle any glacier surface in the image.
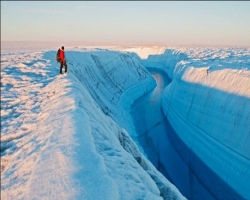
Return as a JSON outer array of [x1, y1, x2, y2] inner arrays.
[[1, 43, 250, 199]]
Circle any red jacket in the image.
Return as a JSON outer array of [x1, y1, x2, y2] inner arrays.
[[59, 49, 65, 61]]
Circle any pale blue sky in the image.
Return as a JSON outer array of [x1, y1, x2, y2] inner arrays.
[[1, 1, 250, 46]]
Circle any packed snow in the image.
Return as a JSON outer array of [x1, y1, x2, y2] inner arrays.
[[1, 42, 250, 200]]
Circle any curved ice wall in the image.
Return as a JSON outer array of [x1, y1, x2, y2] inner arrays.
[[66, 50, 157, 114], [43, 49, 186, 200], [125, 46, 250, 199]]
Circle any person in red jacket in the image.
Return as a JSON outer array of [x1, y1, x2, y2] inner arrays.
[[59, 46, 68, 75]]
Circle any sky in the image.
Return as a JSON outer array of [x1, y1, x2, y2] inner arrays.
[[1, 1, 250, 46]]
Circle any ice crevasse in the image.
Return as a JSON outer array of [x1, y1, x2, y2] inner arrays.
[[134, 47, 250, 199]]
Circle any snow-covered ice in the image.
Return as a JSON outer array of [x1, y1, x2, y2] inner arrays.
[[1, 42, 250, 199], [1, 42, 185, 200]]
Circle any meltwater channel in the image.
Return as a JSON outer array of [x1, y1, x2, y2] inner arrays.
[[130, 68, 242, 200]]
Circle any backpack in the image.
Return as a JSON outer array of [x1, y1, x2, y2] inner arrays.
[[56, 49, 61, 62]]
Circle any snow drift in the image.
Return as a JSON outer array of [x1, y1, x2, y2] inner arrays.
[[1, 44, 185, 200]]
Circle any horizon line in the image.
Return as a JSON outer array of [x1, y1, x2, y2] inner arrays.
[[1, 40, 250, 48]]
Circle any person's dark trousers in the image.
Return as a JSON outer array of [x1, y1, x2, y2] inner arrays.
[[60, 60, 68, 74]]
